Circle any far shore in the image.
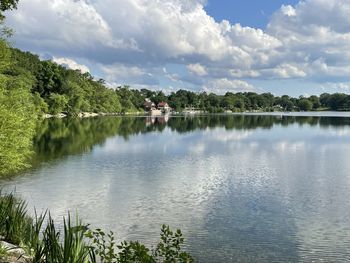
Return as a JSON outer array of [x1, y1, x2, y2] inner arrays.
[[43, 110, 350, 119], [43, 111, 145, 119]]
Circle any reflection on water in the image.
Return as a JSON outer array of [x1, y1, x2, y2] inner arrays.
[[31, 115, 350, 164], [2, 115, 350, 262]]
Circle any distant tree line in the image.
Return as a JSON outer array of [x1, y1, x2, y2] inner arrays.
[[117, 88, 350, 113]]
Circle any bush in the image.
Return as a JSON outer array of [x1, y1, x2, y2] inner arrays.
[[48, 93, 68, 114]]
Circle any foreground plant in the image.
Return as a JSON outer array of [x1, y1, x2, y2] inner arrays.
[[86, 225, 193, 263], [0, 191, 30, 245], [0, 243, 9, 261], [0, 192, 193, 262]]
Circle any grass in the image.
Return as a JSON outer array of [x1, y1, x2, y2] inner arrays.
[[0, 192, 193, 262], [0, 191, 30, 245], [0, 243, 9, 261]]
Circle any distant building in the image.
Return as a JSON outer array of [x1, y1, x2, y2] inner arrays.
[[144, 98, 156, 111], [157, 102, 171, 113]]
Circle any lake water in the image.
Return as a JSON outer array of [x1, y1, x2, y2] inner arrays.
[[2, 114, 350, 262]]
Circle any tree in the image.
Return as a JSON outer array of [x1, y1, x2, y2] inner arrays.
[[0, 38, 37, 176], [0, 0, 17, 20], [275, 95, 295, 111], [309, 95, 320, 110], [48, 93, 68, 114], [0, 0, 18, 12], [328, 93, 348, 111], [320, 93, 331, 108], [298, 99, 313, 111], [153, 91, 167, 104]]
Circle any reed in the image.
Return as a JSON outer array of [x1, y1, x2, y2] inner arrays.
[[0, 191, 30, 245], [0, 192, 193, 262]]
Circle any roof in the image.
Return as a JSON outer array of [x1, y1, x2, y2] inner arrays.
[[158, 102, 169, 107]]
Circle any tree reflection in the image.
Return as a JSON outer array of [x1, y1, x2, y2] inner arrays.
[[3, 114, 346, 173]]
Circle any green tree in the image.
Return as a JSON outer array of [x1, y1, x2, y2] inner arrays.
[[309, 95, 320, 110], [0, 39, 37, 176], [0, 0, 18, 20], [298, 98, 313, 111], [48, 93, 68, 114]]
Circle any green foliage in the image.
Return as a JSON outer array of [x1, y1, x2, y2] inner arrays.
[[48, 93, 68, 114], [0, 0, 18, 12], [117, 241, 154, 263], [22, 211, 47, 262], [87, 224, 193, 263], [153, 225, 193, 263], [116, 86, 140, 113], [309, 95, 320, 110], [32, 92, 49, 113], [0, 0, 18, 22], [0, 191, 30, 245], [298, 98, 313, 111], [7, 47, 124, 116], [0, 243, 9, 261], [0, 39, 37, 176], [60, 215, 91, 263], [88, 229, 118, 263], [0, 192, 193, 262]]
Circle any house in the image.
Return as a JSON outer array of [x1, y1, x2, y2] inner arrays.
[[144, 98, 156, 111], [157, 102, 171, 113]]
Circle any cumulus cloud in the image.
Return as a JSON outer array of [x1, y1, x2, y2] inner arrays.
[[203, 79, 255, 94], [52, 57, 90, 73], [5, 0, 350, 93], [321, 82, 350, 92], [101, 64, 159, 86], [267, 0, 350, 80], [187, 63, 208, 76]]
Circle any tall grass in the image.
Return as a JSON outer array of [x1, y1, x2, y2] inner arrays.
[[0, 191, 30, 245], [0, 192, 193, 262]]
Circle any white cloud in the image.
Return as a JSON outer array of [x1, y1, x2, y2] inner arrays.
[[187, 63, 208, 76], [101, 64, 159, 86], [203, 79, 255, 94], [52, 57, 90, 73], [6, 0, 117, 51], [280, 5, 296, 17], [267, 0, 350, 79], [261, 63, 307, 79], [321, 82, 350, 92]]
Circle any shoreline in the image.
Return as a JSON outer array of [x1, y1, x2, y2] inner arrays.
[[42, 110, 350, 119], [43, 111, 145, 119]]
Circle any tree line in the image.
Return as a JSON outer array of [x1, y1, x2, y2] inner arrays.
[[122, 89, 350, 113]]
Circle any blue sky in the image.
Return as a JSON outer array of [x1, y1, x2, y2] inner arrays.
[[5, 0, 350, 97], [205, 0, 300, 28]]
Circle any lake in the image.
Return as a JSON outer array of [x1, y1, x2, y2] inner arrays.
[[2, 114, 350, 262]]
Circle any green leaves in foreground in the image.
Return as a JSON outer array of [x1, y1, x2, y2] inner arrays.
[[88, 225, 193, 263], [0, 192, 193, 262]]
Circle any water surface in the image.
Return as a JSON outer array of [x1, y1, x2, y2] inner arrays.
[[2, 114, 350, 262]]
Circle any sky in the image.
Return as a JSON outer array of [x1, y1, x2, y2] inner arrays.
[[205, 0, 300, 28], [4, 0, 350, 96]]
